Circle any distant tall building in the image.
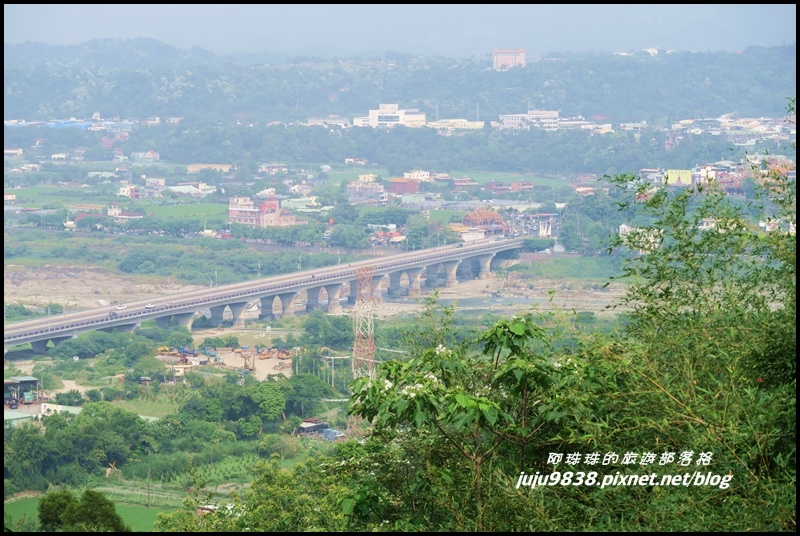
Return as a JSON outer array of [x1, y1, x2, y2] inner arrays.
[[493, 49, 526, 71]]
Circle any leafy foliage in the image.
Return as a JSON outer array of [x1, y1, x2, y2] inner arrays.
[[38, 488, 132, 532]]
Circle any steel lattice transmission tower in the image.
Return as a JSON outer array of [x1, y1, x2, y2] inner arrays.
[[351, 265, 377, 380]]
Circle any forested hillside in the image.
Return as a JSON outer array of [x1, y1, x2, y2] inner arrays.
[[4, 40, 795, 123]]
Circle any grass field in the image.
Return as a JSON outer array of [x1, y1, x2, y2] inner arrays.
[[3, 495, 178, 532], [428, 209, 464, 224]]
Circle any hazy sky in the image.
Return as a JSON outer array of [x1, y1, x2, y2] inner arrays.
[[4, 4, 797, 58]]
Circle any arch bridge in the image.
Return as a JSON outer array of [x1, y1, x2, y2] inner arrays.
[[4, 238, 524, 354]]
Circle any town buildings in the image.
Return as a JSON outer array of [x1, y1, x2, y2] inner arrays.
[[228, 196, 306, 228], [354, 104, 426, 128]]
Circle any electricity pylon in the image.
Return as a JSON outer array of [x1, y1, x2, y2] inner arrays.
[[351, 265, 377, 380]]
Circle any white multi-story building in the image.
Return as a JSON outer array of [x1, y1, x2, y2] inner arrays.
[[498, 110, 560, 131], [354, 104, 426, 128], [403, 170, 431, 182]]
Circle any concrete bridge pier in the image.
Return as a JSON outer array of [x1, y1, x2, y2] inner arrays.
[[386, 272, 403, 296], [423, 266, 440, 288], [155, 314, 200, 329], [278, 292, 298, 317], [228, 302, 250, 327], [477, 253, 496, 279], [457, 263, 476, 281], [406, 268, 424, 297], [444, 260, 462, 287], [259, 297, 276, 320], [209, 305, 227, 327], [386, 272, 404, 297], [324, 283, 344, 314], [30, 340, 50, 354], [30, 334, 76, 354], [347, 281, 358, 304], [305, 287, 322, 312], [371, 275, 386, 303], [172, 313, 198, 330]]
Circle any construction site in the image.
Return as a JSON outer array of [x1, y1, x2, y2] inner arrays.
[[154, 343, 300, 380]]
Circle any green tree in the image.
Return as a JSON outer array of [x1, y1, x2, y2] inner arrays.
[[349, 309, 565, 531], [328, 224, 368, 249], [37, 489, 78, 531], [302, 310, 352, 350], [84, 389, 102, 403], [54, 389, 84, 407], [38, 489, 131, 532], [61, 489, 132, 532], [36, 490, 78, 532], [556, 215, 581, 251], [132, 355, 168, 381], [154, 457, 351, 532], [327, 203, 359, 225], [248, 379, 290, 424], [522, 237, 555, 252], [286, 373, 335, 416]]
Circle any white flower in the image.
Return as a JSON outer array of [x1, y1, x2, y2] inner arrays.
[[384, 379, 393, 390]]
